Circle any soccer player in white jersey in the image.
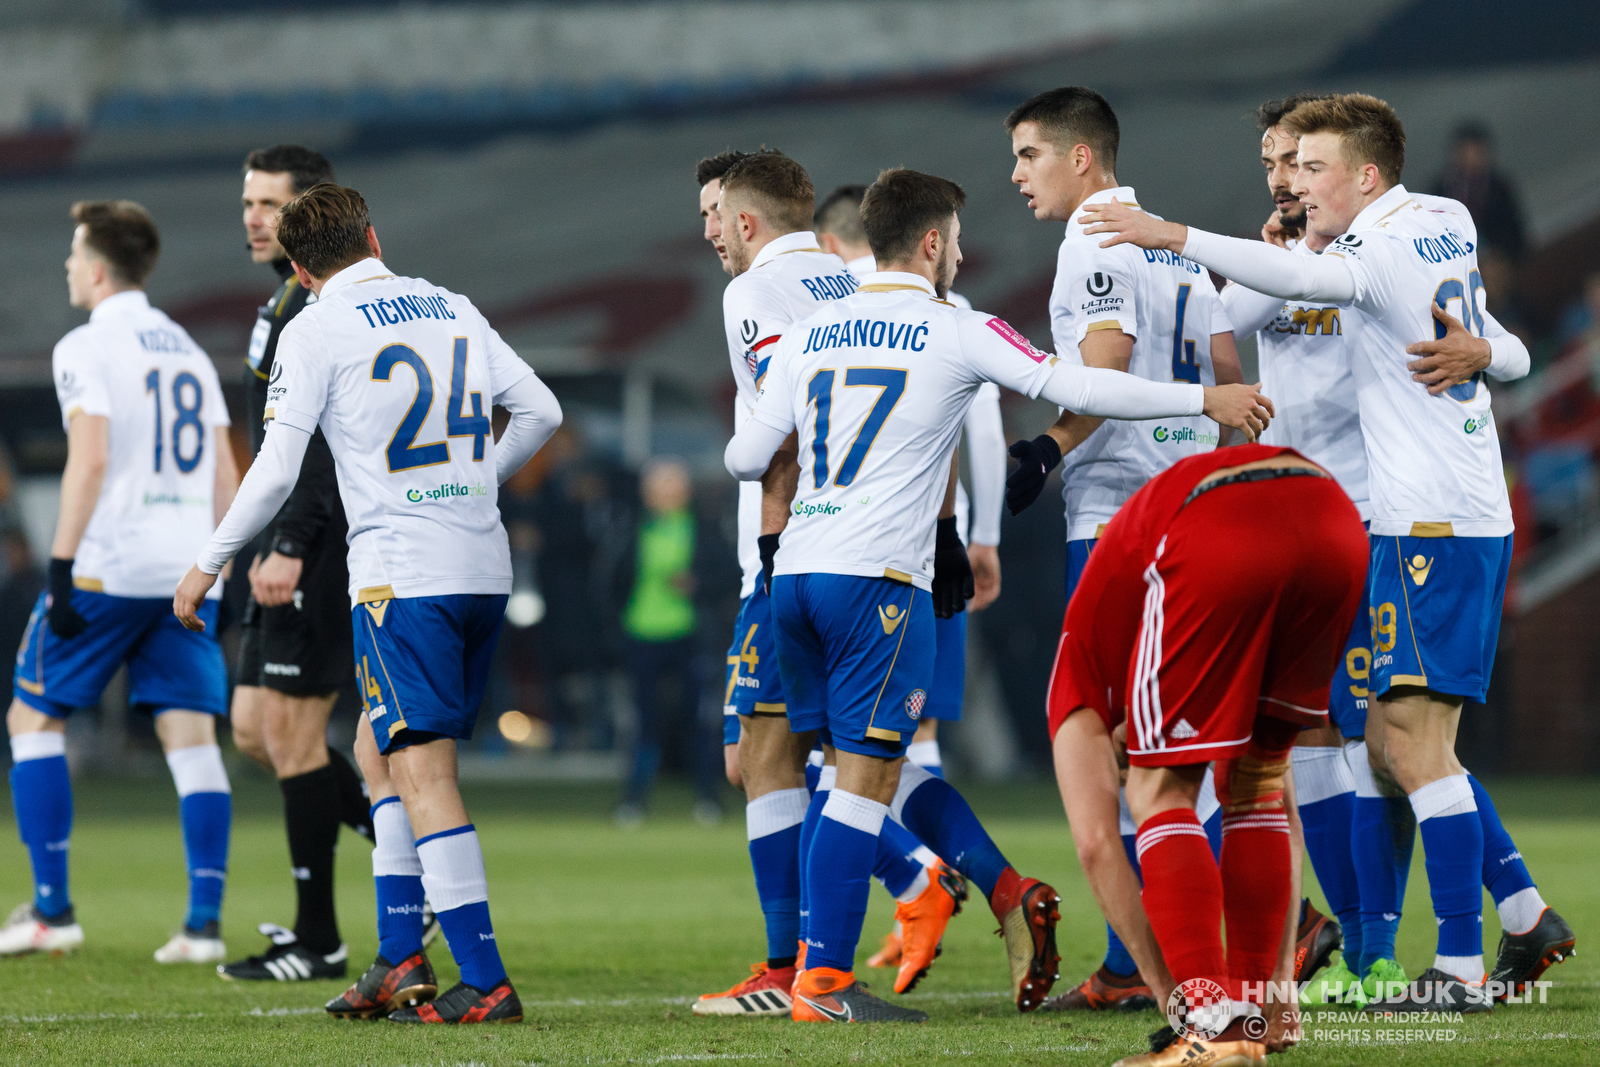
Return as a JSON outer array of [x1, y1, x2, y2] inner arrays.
[[817, 181, 1011, 975], [1081, 92, 1574, 1012], [1002, 86, 1242, 1013], [693, 150, 871, 1016], [725, 168, 1271, 1022], [174, 183, 563, 1023], [5, 202, 238, 962]]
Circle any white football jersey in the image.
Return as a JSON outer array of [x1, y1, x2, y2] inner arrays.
[[1324, 185, 1513, 536], [723, 230, 859, 597], [1222, 239, 1370, 518], [843, 254, 1000, 543], [752, 272, 1059, 589], [267, 258, 535, 603], [1049, 186, 1227, 540], [52, 290, 230, 599]]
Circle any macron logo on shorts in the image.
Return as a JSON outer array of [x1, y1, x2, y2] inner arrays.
[[263, 662, 302, 676], [985, 317, 1049, 363]]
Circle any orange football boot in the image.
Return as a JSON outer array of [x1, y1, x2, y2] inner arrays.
[[866, 924, 903, 970], [894, 861, 967, 993], [792, 966, 927, 1023]]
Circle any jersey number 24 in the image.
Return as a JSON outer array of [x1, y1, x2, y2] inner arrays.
[[373, 337, 491, 472]]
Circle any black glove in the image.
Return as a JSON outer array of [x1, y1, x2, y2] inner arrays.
[[931, 516, 974, 619], [1005, 434, 1063, 515], [758, 533, 781, 595], [46, 557, 89, 639]]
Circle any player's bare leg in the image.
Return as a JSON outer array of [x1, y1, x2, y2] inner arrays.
[[228, 685, 272, 770], [151, 709, 232, 964], [0, 702, 82, 957]]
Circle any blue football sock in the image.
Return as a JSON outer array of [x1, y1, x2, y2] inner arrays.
[[9, 734, 73, 918], [437, 900, 505, 990], [371, 798, 426, 962], [805, 790, 886, 972], [804, 759, 822, 794], [166, 744, 231, 931], [874, 816, 927, 899], [416, 826, 507, 990], [1467, 774, 1534, 904], [1347, 742, 1413, 973], [748, 788, 808, 964], [1293, 746, 1363, 969], [797, 785, 829, 950], [179, 792, 231, 929], [893, 764, 1008, 899], [1410, 776, 1484, 966]]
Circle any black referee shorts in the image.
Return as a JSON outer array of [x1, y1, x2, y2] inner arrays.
[[236, 529, 354, 697]]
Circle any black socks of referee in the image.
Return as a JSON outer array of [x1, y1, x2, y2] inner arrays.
[[326, 746, 374, 840], [281, 764, 345, 955]]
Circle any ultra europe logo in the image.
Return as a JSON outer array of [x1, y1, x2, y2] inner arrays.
[[406, 483, 488, 504], [1152, 425, 1220, 446]]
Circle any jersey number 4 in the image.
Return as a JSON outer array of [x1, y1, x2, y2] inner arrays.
[[145, 369, 205, 473], [373, 337, 491, 473], [805, 367, 907, 488], [1171, 284, 1201, 384]]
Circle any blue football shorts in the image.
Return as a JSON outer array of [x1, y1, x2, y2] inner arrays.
[[771, 572, 934, 759], [1367, 533, 1512, 705], [1327, 524, 1374, 737], [353, 593, 506, 754], [724, 584, 787, 744], [13, 590, 225, 718]]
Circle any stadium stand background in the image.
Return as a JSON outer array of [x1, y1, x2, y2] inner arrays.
[[1, 0, 1597, 780]]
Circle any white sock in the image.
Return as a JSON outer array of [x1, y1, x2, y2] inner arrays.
[[746, 787, 809, 841], [1434, 953, 1486, 983], [371, 797, 423, 877], [1497, 886, 1547, 936], [906, 739, 941, 771], [1291, 746, 1357, 806], [910, 844, 939, 868], [165, 744, 230, 797], [895, 867, 930, 904], [11, 732, 65, 762], [415, 826, 488, 911]]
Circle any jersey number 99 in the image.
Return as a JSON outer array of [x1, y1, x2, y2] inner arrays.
[[373, 337, 491, 473]]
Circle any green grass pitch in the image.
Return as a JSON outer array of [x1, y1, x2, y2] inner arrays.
[[0, 773, 1594, 1066]]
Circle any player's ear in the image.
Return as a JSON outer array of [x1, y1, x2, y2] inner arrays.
[[366, 226, 382, 261]]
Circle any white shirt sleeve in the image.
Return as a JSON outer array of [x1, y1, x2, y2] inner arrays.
[[493, 373, 563, 484], [728, 331, 801, 480], [1182, 228, 1357, 304], [196, 421, 312, 573], [962, 384, 1005, 546], [267, 318, 331, 434], [725, 419, 792, 481], [724, 279, 793, 390], [1220, 282, 1286, 340], [483, 322, 535, 400], [955, 313, 1060, 398], [52, 331, 111, 426], [202, 359, 231, 428], [1061, 247, 1140, 344], [1482, 307, 1531, 382], [1038, 362, 1204, 419]]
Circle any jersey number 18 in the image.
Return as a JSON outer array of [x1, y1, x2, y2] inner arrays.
[[145, 369, 205, 474]]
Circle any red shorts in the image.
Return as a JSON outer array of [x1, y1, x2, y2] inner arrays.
[[1048, 474, 1367, 765]]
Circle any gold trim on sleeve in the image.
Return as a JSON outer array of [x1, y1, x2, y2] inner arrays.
[[1084, 320, 1126, 333]]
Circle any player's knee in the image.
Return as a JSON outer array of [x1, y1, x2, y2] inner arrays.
[[1216, 750, 1289, 815], [6, 700, 59, 738]]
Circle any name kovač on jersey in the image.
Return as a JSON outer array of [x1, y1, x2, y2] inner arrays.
[[1324, 185, 1516, 535], [266, 258, 535, 603], [52, 291, 230, 598], [1049, 186, 1229, 539], [722, 230, 860, 595]]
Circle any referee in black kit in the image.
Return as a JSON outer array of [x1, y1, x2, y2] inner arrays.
[[220, 146, 400, 982]]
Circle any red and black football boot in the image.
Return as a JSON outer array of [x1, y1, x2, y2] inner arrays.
[[1040, 964, 1158, 1012], [325, 951, 438, 1019], [388, 979, 523, 1024], [989, 868, 1062, 1012], [1293, 899, 1342, 984], [1489, 907, 1576, 1002]]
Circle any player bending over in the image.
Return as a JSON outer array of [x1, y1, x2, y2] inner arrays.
[[1053, 445, 1368, 1066], [174, 183, 562, 1024], [5, 202, 238, 961], [725, 168, 1271, 1022], [1081, 92, 1572, 1012]]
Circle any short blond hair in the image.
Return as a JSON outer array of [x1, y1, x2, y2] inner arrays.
[[1284, 93, 1405, 186]]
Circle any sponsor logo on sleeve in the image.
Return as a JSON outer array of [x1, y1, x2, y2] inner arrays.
[[985, 317, 1049, 363], [1086, 272, 1113, 296], [740, 319, 759, 344]]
